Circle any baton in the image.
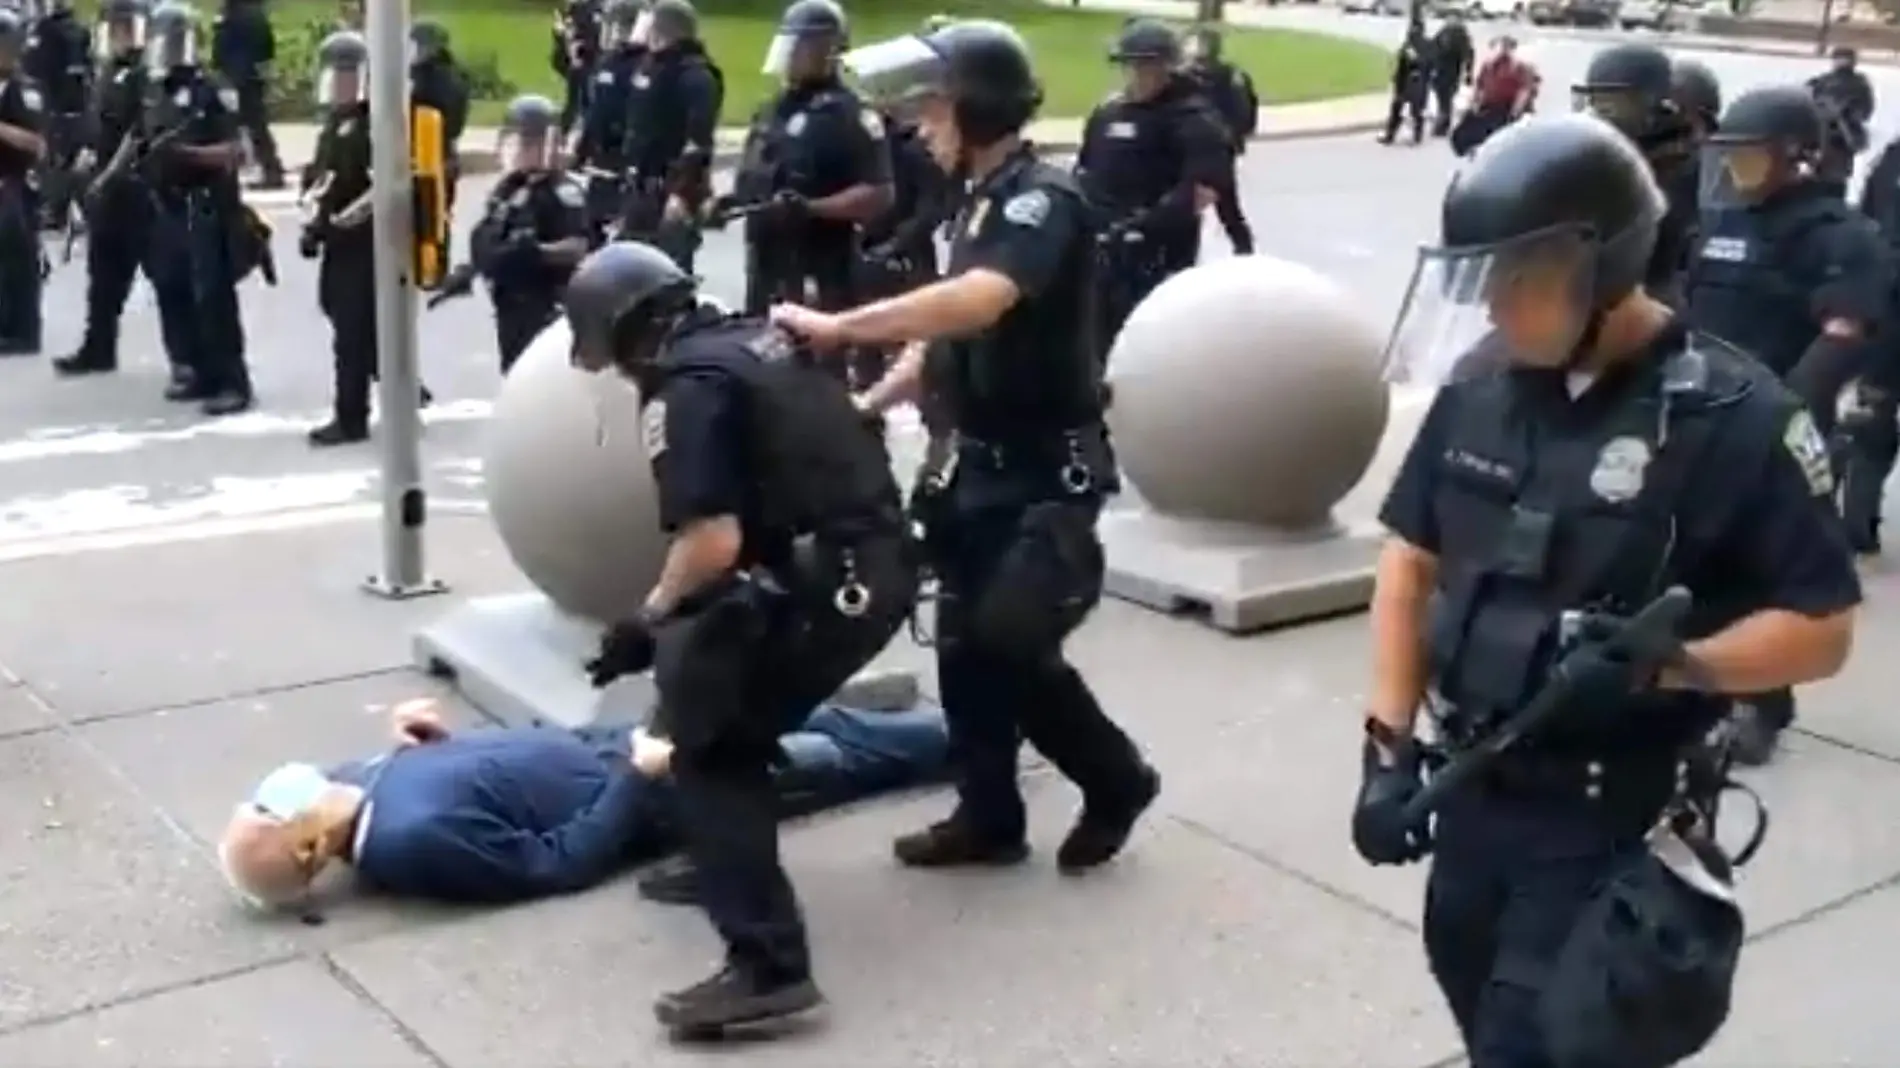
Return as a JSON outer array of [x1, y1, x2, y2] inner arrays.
[[1399, 585, 1696, 825]]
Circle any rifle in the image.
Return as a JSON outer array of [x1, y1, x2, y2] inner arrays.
[[1400, 586, 1696, 825]]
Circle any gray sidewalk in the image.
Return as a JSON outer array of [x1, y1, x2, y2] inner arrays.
[[3, 400, 1900, 1063]]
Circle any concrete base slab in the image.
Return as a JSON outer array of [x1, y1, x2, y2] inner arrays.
[[416, 591, 925, 729], [1099, 508, 1380, 632]]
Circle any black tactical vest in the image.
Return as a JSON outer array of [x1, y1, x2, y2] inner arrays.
[[1688, 195, 1852, 376]]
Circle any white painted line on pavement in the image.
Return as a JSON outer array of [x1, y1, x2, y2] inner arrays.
[[0, 399, 493, 465], [0, 497, 487, 564]]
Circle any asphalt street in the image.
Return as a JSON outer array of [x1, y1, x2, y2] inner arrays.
[[0, 20, 1888, 560]]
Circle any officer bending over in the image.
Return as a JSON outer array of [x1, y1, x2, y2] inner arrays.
[[139, 1, 253, 415], [783, 20, 1161, 874], [724, 0, 891, 324], [0, 11, 45, 357], [622, 0, 723, 273], [1362, 113, 1859, 1067], [1575, 43, 1701, 304], [1076, 18, 1228, 352], [465, 95, 591, 373], [407, 21, 469, 223], [567, 241, 914, 1036], [1182, 24, 1256, 255], [211, 0, 281, 189], [570, 0, 647, 231], [53, 0, 149, 377], [24, 0, 89, 227]]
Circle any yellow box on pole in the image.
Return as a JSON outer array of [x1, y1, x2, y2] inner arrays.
[[410, 103, 448, 289]]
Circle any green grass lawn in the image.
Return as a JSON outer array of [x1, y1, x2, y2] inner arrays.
[[263, 0, 1388, 125]]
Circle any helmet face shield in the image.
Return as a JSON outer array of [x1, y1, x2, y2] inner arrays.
[[1699, 141, 1776, 209], [498, 128, 557, 171], [95, 15, 145, 59], [145, 28, 193, 75], [1383, 228, 1596, 386], [841, 34, 945, 111], [1573, 85, 1648, 133], [763, 32, 835, 78], [317, 64, 365, 107]]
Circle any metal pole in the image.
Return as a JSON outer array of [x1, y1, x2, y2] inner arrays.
[[363, 0, 444, 600], [1818, 0, 1836, 55]]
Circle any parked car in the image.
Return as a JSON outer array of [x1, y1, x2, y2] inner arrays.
[[1618, 0, 1701, 28], [1526, 0, 1618, 23], [1427, 0, 1522, 16], [1341, 0, 1407, 15]]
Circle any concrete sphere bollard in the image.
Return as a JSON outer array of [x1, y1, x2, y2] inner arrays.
[[482, 319, 664, 624], [1105, 255, 1391, 531]]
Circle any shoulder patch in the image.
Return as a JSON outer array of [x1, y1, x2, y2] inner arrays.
[[1783, 409, 1834, 496], [555, 178, 585, 207], [218, 87, 239, 111], [1002, 189, 1051, 229], [19, 87, 39, 112], [859, 107, 884, 139], [641, 399, 668, 459]]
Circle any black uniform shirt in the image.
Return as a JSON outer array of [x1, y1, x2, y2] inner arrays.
[[1076, 77, 1228, 222], [738, 78, 889, 245], [1381, 325, 1862, 631], [91, 56, 145, 157], [626, 44, 721, 183], [575, 42, 646, 167], [644, 356, 745, 533], [0, 77, 44, 178], [474, 170, 590, 295], [23, 11, 89, 114]]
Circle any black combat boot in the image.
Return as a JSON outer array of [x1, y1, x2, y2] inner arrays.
[[892, 816, 1031, 868], [308, 418, 369, 447], [654, 962, 822, 1038], [162, 365, 202, 401], [53, 346, 115, 376], [201, 390, 254, 417], [1056, 764, 1161, 874], [636, 858, 700, 905]]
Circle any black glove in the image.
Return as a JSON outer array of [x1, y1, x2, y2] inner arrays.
[[1540, 630, 1651, 740], [297, 224, 322, 260], [585, 612, 659, 688], [1352, 732, 1432, 866], [862, 242, 907, 272], [759, 189, 807, 229]]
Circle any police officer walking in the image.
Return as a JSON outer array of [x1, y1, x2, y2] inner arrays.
[[778, 19, 1161, 874], [570, 0, 647, 231], [23, 0, 90, 228], [723, 0, 891, 322], [299, 30, 378, 446], [568, 241, 914, 1036], [622, 0, 723, 273], [1075, 18, 1228, 353], [211, 0, 282, 189], [407, 20, 468, 221], [1807, 45, 1873, 199], [1429, 13, 1473, 138], [138, 0, 253, 414], [1574, 43, 1702, 304], [1362, 113, 1859, 1066], [53, 0, 149, 377], [1379, 18, 1433, 145], [0, 10, 45, 356], [1181, 24, 1256, 255], [1686, 86, 1889, 763], [552, 0, 602, 137], [459, 94, 592, 372]]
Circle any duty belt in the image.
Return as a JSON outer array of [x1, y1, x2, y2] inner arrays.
[[953, 429, 1099, 495]]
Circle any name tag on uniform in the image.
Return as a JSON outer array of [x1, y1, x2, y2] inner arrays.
[[787, 112, 807, 137], [1107, 121, 1137, 139], [338, 118, 356, 135], [596, 71, 614, 85], [1701, 236, 1749, 263], [173, 88, 191, 108], [633, 74, 650, 89]]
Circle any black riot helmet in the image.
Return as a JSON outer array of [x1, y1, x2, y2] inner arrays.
[[766, 0, 845, 82], [1384, 114, 1665, 384], [1109, 18, 1180, 64], [315, 29, 368, 107], [844, 19, 1042, 153], [599, 0, 646, 48], [648, 0, 697, 45], [1575, 42, 1681, 145], [498, 92, 562, 171], [145, 1, 199, 73], [1702, 85, 1823, 208], [1184, 24, 1222, 64], [566, 241, 698, 378], [1670, 58, 1721, 137], [97, 0, 149, 58], [408, 18, 449, 62]]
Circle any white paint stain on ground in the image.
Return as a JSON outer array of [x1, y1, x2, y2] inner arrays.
[[0, 399, 494, 465]]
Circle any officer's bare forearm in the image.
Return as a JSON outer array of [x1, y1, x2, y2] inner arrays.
[[860, 342, 927, 413], [647, 516, 743, 616], [0, 124, 43, 158], [837, 269, 1018, 346], [1368, 538, 1438, 732], [539, 236, 588, 264], [1661, 608, 1856, 694], [808, 182, 891, 224]]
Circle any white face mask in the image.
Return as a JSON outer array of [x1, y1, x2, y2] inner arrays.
[[249, 762, 332, 822]]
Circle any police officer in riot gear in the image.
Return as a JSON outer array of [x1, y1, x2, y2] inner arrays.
[[1429, 13, 1474, 138], [24, 0, 90, 228], [1364, 113, 1859, 1066], [1672, 58, 1721, 143], [1076, 18, 1228, 354], [211, 0, 281, 189], [1575, 43, 1701, 303], [53, 0, 148, 377], [568, 241, 913, 1037], [0, 10, 44, 355], [448, 94, 592, 372], [1808, 45, 1872, 199], [1687, 86, 1889, 763], [722, 0, 891, 323], [855, 103, 954, 386], [407, 20, 468, 221], [621, 0, 722, 273], [781, 19, 1160, 874], [1181, 24, 1255, 255], [552, 0, 602, 137], [300, 31, 379, 446], [1381, 18, 1434, 145], [137, 0, 252, 414], [570, 0, 647, 232]]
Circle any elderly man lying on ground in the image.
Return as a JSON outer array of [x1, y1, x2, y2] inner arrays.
[[219, 691, 949, 910]]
